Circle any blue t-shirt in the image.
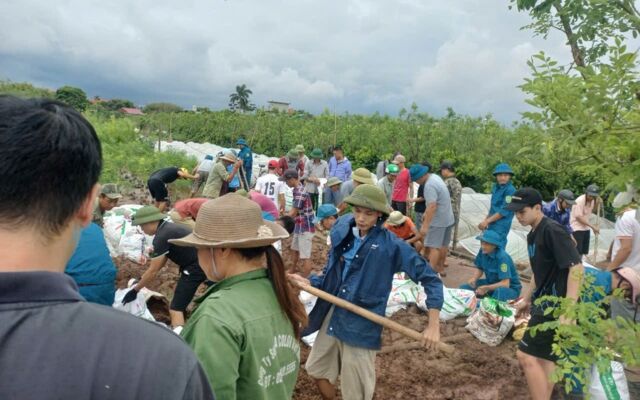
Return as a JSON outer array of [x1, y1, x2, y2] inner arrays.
[[227, 163, 240, 188], [582, 265, 612, 303], [474, 247, 522, 293], [341, 227, 366, 281]]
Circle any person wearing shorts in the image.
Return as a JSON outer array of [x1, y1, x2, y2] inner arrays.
[[289, 184, 444, 400], [506, 188, 584, 400], [122, 206, 210, 328], [190, 155, 214, 197], [147, 166, 197, 211], [410, 163, 455, 274], [283, 168, 316, 276]]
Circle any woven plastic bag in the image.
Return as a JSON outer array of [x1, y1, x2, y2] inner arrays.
[[465, 297, 515, 346], [416, 287, 477, 321], [589, 361, 630, 400]]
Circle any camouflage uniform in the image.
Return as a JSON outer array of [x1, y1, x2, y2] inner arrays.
[[445, 176, 462, 224]]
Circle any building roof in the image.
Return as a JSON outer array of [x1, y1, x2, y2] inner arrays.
[[120, 107, 144, 115]]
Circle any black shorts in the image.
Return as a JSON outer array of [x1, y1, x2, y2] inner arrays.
[[391, 201, 407, 215], [170, 264, 208, 312], [518, 314, 558, 362], [148, 178, 169, 202], [572, 230, 590, 255]]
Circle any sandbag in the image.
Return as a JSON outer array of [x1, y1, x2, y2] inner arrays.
[[112, 279, 155, 321], [386, 273, 421, 316], [466, 297, 515, 346], [589, 361, 630, 400], [416, 287, 477, 321], [103, 205, 154, 264]]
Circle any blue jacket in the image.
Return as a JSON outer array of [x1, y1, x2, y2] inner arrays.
[[305, 214, 444, 350], [474, 247, 522, 293], [542, 199, 573, 234], [238, 146, 253, 169], [487, 182, 516, 245]]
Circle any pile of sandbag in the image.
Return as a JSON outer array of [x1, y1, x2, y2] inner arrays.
[[465, 297, 516, 346], [103, 205, 154, 264]]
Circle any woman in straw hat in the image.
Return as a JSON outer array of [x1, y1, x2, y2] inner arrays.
[[170, 194, 307, 399], [289, 184, 444, 400]]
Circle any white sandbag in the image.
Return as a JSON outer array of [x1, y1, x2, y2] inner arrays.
[[103, 205, 154, 264], [589, 361, 630, 400], [386, 273, 421, 317], [465, 297, 515, 346], [417, 287, 477, 320], [113, 279, 155, 321]]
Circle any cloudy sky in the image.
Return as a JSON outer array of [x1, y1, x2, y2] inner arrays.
[[0, 0, 572, 122]]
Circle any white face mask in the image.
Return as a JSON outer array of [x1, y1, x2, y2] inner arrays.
[[209, 248, 223, 281]]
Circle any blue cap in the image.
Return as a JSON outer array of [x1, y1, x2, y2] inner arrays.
[[492, 163, 514, 176], [204, 154, 213, 160], [409, 164, 429, 182], [261, 211, 275, 222], [236, 138, 248, 146], [476, 230, 502, 247], [313, 204, 338, 224]]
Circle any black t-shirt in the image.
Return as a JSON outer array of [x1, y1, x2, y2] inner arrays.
[[150, 167, 179, 184], [527, 216, 581, 315], [152, 221, 198, 269], [414, 184, 426, 213]]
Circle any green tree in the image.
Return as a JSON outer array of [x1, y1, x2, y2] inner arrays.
[[101, 98, 135, 111], [228, 84, 255, 112], [143, 102, 183, 113], [0, 80, 54, 98], [55, 85, 88, 111]]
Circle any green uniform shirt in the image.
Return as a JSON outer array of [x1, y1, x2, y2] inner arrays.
[[182, 269, 300, 400], [202, 161, 230, 198], [91, 198, 104, 228]]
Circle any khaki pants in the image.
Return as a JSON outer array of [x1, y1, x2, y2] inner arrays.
[[168, 210, 195, 230], [305, 307, 377, 400]]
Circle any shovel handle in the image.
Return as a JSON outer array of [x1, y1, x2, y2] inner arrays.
[[291, 279, 454, 354]]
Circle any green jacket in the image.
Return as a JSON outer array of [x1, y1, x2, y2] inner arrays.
[[202, 161, 229, 198], [182, 269, 300, 400]]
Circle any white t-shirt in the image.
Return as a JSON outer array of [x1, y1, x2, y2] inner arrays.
[[197, 158, 213, 173], [255, 173, 286, 208], [612, 209, 640, 272]]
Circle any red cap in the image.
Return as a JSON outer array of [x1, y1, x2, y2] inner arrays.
[[268, 160, 278, 169]]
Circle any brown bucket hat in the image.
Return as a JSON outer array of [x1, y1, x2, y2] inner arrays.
[[169, 193, 289, 248]]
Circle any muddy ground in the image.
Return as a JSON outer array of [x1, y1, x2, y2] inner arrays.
[[113, 251, 534, 400]]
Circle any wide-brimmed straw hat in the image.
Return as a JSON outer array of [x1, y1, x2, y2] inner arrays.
[[169, 194, 289, 248], [220, 150, 237, 163], [386, 211, 407, 226]]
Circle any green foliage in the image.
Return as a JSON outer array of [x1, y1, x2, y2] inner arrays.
[[228, 84, 256, 112], [55, 85, 88, 111], [100, 98, 135, 111], [0, 80, 54, 98], [143, 102, 183, 113], [85, 111, 196, 189], [530, 272, 640, 394]]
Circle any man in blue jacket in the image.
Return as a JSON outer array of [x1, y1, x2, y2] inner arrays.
[[236, 138, 253, 185], [290, 184, 443, 400], [478, 162, 517, 248]]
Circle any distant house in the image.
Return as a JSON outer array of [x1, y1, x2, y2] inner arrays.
[[120, 107, 144, 116], [267, 100, 290, 112]]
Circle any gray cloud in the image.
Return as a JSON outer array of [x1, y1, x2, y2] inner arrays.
[[0, 0, 572, 122]]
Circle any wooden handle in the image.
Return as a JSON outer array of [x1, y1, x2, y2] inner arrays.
[[291, 279, 454, 354]]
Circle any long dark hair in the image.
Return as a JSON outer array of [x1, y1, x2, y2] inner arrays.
[[237, 246, 308, 338]]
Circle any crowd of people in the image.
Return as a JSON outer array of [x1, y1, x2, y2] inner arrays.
[[1, 95, 639, 400]]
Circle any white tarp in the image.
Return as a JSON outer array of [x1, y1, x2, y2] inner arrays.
[[456, 191, 614, 265]]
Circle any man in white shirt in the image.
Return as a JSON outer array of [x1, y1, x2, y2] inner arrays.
[[255, 159, 287, 214], [190, 154, 214, 197], [609, 186, 640, 273]]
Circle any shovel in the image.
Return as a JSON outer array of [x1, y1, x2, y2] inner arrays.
[[289, 279, 455, 354]]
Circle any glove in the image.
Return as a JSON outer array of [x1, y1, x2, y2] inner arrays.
[[121, 288, 139, 305]]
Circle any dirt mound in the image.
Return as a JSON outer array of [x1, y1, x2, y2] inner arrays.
[[293, 305, 529, 399]]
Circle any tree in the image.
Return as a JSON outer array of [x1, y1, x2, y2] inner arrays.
[[143, 102, 183, 113], [55, 86, 88, 111], [101, 98, 135, 111], [228, 84, 255, 112]]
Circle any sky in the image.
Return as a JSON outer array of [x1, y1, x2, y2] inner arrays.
[[0, 0, 573, 122]]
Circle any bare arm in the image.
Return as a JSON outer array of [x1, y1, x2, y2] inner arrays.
[[477, 278, 510, 294], [608, 238, 632, 270], [133, 255, 168, 291], [420, 202, 437, 236]]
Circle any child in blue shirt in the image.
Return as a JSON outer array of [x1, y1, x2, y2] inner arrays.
[[460, 229, 522, 301]]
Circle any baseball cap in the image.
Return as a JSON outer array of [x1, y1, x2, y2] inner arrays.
[[439, 161, 455, 172], [100, 183, 122, 199], [392, 154, 406, 164], [268, 160, 279, 169], [504, 187, 543, 211], [279, 169, 299, 181], [586, 184, 600, 197], [557, 189, 576, 205]]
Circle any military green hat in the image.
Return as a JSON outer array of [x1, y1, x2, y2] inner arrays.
[[287, 149, 298, 159], [132, 205, 166, 226], [326, 177, 342, 187], [310, 148, 323, 159], [352, 167, 375, 185], [295, 144, 305, 153], [100, 183, 122, 199], [344, 184, 391, 215]]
